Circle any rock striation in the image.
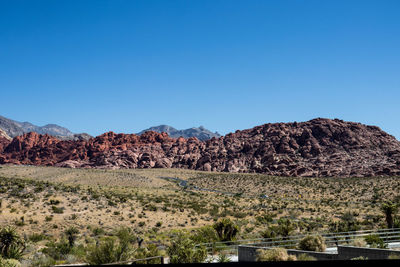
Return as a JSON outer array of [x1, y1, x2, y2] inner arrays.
[[0, 118, 399, 177]]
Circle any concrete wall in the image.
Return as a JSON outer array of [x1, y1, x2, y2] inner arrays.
[[337, 245, 400, 260], [238, 245, 260, 262]]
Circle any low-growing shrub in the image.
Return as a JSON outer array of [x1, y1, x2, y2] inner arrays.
[[296, 253, 317, 261], [256, 248, 297, 261], [0, 256, 21, 267], [364, 234, 387, 248], [350, 238, 367, 247], [28, 233, 46, 243], [388, 254, 400, 260], [298, 235, 326, 252]]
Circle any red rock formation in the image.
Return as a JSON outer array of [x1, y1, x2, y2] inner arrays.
[[1, 118, 400, 177]]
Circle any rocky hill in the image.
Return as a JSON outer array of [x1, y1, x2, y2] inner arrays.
[[0, 118, 399, 177], [138, 125, 221, 141], [0, 115, 92, 140]]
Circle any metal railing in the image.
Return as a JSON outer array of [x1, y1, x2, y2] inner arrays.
[[197, 228, 400, 255]]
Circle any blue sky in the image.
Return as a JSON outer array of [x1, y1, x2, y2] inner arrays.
[[1, 0, 399, 139]]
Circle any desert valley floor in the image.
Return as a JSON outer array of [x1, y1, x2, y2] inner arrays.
[[1, 165, 399, 246]]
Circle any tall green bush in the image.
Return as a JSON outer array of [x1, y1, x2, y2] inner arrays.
[[212, 218, 239, 242], [167, 232, 207, 264]]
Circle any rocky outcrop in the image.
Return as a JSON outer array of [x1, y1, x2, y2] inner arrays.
[[0, 129, 11, 141], [1, 118, 399, 177]]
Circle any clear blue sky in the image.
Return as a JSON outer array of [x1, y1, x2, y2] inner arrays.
[[1, 0, 399, 139]]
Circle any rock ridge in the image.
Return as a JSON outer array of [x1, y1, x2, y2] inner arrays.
[[0, 118, 399, 177]]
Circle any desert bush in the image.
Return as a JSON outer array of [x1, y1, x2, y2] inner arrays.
[[364, 234, 387, 248], [296, 253, 317, 261], [190, 225, 219, 244], [28, 233, 46, 243], [388, 254, 400, 260], [276, 218, 296, 237], [298, 235, 326, 252], [0, 256, 21, 267], [86, 226, 136, 264], [350, 238, 367, 247], [261, 224, 279, 239], [92, 227, 105, 236], [51, 206, 64, 214], [133, 244, 162, 264], [64, 227, 79, 248], [213, 218, 239, 242], [216, 253, 231, 263], [0, 227, 25, 259], [381, 201, 398, 228], [85, 238, 118, 264], [167, 232, 207, 264], [29, 253, 56, 267], [256, 248, 297, 261], [41, 240, 71, 260]]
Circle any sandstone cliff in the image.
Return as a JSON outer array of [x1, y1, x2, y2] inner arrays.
[[1, 118, 399, 177]]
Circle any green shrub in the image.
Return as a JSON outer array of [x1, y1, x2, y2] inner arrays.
[[41, 240, 71, 260], [364, 234, 387, 248], [298, 235, 326, 252], [0, 256, 21, 267], [85, 238, 119, 265], [213, 218, 239, 242], [64, 227, 79, 248], [167, 232, 207, 264], [0, 227, 25, 259], [133, 244, 162, 264], [51, 206, 64, 214], [29, 254, 56, 267], [86, 227, 136, 265], [256, 248, 297, 261], [28, 233, 46, 243], [190, 225, 219, 244], [92, 227, 105, 236]]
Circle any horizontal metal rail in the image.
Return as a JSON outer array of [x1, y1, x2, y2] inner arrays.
[[198, 228, 400, 248], [198, 228, 400, 255]]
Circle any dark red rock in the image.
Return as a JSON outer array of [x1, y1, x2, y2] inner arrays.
[[1, 118, 400, 177]]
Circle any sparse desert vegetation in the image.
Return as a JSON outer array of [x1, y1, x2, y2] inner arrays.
[[0, 164, 400, 265]]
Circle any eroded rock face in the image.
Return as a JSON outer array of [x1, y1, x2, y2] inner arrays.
[[1, 118, 400, 177]]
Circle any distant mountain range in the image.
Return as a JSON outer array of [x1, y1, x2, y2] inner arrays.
[[138, 125, 221, 141], [0, 115, 220, 141], [0, 115, 92, 141]]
